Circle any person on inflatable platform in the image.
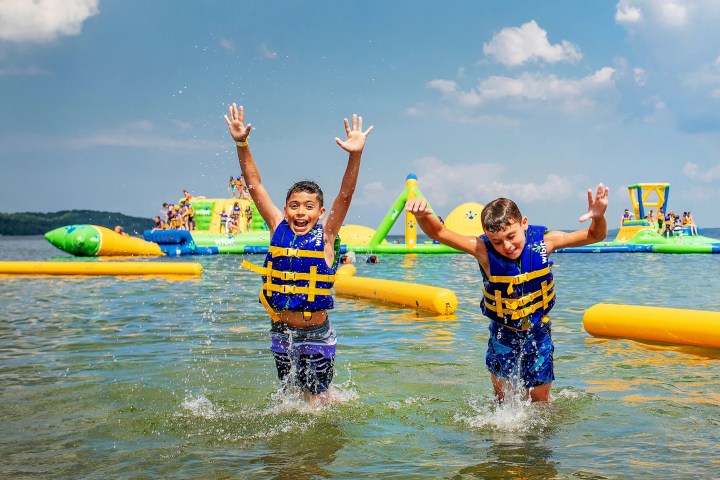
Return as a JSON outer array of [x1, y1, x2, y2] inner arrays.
[[406, 185, 609, 403], [224, 103, 373, 405]]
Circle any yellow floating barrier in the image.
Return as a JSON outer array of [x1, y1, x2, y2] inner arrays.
[[583, 303, 720, 349], [0, 261, 202, 277], [334, 264, 457, 315]]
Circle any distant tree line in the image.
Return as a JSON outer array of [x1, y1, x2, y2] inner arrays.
[[0, 210, 153, 236]]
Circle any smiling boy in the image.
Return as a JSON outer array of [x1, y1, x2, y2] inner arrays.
[[406, 185, 608, 402], [224, 103, 373, 404]]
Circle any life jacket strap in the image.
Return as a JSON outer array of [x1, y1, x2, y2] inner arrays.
[[268, 246, 326, 259], [241, 260, 333, 321], [483, 279, 555, 309], [262, 283, 332, 296], [482, 284, 556, 321], [258, 289, 281, 322], [241, 259, 335, 283], [487, 266, 552, 295]]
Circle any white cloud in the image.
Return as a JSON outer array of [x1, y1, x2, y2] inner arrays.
[[615, 0, 720, 30], [407, 156, 578, 207], [633, 67, 647, 86], [658, 1, 689, 27], [616, 3, 642, 23], [427, 67, 616, 113], [353, 180, 399, 208], [683, 161, 720, 182], [0, 0, 99, 43], [483, 20, 582, 67]]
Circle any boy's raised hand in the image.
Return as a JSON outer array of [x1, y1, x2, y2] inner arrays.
[[224, 103, 252, 142], [335, 114, 374, 153], [579, 183, 610, 222], [405, 197, 434, 218]]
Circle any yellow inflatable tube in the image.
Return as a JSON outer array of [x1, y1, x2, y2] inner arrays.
[[334, 264, 457, 315], [0, 261, 202, 277], [583, 303, 720, 349]]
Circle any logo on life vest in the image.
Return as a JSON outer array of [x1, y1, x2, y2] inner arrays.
[[532, 241, 548, 264], [312, 228, 323, 247]]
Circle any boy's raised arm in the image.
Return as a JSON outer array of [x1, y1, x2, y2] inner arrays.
[[406, 197, 487, 261], [323, 114, 373, 239], [225, 103, 283, 232], [545, 183, 610, 253]]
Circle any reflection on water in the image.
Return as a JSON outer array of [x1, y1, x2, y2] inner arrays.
[[456, 440, 559, 480], [1, 238, 719, 478]]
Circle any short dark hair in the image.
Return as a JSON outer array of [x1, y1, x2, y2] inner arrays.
[[286, 180, 324, 207], [481, 198, 523, 233]]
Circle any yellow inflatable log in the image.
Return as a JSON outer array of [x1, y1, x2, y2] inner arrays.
[[583, 303, 720, 349], [0, 261, 202, 277], [334, 264, 457, 315]]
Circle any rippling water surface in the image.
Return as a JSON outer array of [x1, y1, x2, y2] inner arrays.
[[1, 236, 719, 479]]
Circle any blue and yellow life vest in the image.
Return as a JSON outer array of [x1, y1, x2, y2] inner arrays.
[[241, 220, 337, 321], [480, 224, 555, 330]]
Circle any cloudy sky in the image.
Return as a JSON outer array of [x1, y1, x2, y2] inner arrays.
[[2, 0, 720, 231]]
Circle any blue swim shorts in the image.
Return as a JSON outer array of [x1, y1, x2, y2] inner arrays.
[[485, 320, 555, 388], [270, 319, 337, 395]]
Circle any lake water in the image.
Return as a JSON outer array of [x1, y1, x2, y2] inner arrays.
[[1, 236, 719, 479]]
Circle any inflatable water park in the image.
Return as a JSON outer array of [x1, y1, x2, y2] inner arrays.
[[43, 178, 720, 258], [556, 182, 720, 254]]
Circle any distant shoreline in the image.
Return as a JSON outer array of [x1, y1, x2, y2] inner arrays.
[[0, 210, 152, 237]]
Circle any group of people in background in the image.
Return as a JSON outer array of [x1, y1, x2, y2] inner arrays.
[[153, 189, 197, 231], [220, 201, 253, 234], [151, 185, 256, 234], [622, 208, 698, 236]]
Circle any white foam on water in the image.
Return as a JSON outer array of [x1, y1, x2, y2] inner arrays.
[[455, 389, 551, 433], [264, 379, 359, 415], [180, 393, 224, 419]]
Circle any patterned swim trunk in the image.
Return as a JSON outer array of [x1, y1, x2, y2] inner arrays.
[[485, 320, 555, 388], [270, 318, 337, 395]]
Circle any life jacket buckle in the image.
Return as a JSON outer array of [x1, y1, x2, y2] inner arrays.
[[278, 284, 296, 294], [278, 271, 296, 281]]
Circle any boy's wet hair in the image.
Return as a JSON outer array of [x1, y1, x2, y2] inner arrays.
[[481, 198, 523, 233], [286, 180, 324, 207]]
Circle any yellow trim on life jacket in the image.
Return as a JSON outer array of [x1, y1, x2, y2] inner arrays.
[[241, 259, 334, 283], [487, 265, 552, 295], [482, 279, 555, 321], [241, 258, 335, 322], [258, 288, 281, 322], [268, 246, 326, 259]]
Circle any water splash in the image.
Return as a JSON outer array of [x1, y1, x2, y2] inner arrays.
[[265, 378, 359, 415], [456, 394, 555, 433], [180, 393, 224, 419]]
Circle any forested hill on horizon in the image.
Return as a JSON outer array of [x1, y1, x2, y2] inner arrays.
[[0, 210, 153, 236]]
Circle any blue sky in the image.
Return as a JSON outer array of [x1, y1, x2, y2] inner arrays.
[[3, 0, 720, 231]]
